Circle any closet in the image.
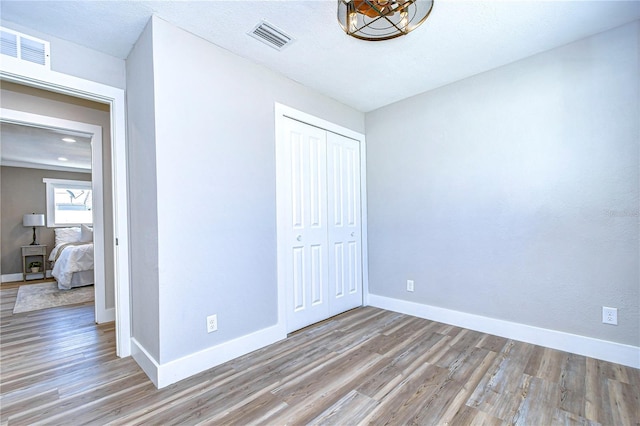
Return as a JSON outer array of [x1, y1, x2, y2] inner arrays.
[[280, 116, 364, 333]]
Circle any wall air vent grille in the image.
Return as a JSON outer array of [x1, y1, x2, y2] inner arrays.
[[247, 20, 295, 51], [0, 27, 50, 68]]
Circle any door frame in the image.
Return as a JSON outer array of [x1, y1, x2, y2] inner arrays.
[[1, 60, 131, 357], [275, 102, 369, 334], [0, 108, 108, 323]]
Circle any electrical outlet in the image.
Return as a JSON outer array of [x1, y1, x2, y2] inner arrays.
[[207, 314, 218, 333], [602, 307, 617, 325], [407, 279, 414, 292]]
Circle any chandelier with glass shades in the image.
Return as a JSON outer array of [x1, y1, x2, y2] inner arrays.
[[338, 0, 434, 41]]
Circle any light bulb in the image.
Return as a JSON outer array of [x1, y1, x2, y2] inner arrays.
[[400, 10, 409, 29], [349, 12, 358, 32]]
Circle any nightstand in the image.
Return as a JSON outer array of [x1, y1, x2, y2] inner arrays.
[[22, 245, 47, 281]]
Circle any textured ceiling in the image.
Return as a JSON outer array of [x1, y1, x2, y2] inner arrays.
[[0, 123, 92, 172], [1, 1, 639, 112]]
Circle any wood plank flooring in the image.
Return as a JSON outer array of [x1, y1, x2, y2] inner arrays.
[[1, 282, 638, 425]]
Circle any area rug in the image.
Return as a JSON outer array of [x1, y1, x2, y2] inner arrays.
[[13, 282, 94, 314]]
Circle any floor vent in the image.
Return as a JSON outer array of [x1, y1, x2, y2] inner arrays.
[[1, 27, 50, 68], [247, 20, 295, 51]]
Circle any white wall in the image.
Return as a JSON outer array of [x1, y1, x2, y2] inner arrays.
[[366, 21, 639, 349], [127, 16, 364, 378], [0, 20, 126, 89], [126, 19, 160, 360]]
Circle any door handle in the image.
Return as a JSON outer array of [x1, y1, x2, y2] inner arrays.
[[296, 235, 302, 241], [350, 232, 355, 237]]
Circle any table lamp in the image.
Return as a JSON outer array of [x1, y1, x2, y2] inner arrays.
[[23, 213, 45, 245]]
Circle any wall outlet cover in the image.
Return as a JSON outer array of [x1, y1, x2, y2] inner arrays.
[[602, 306, 617, 325], [207, 314, 218, 333]]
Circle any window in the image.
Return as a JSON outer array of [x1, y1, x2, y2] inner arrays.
[[43, 178, 93, 227]]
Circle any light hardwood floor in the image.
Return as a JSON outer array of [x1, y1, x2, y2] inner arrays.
[[1, 281, 638, 425]]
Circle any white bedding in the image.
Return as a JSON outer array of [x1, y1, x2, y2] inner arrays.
[[51, 243, 94, 289]]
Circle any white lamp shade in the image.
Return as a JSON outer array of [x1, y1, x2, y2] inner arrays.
[[23, 213, 45, 227]]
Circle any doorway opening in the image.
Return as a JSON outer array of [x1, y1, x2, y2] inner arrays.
[[1, 105, 108, 322], [1, 61, 131, 357]]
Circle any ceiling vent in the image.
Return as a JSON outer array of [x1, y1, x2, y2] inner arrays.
[[247, 20, 295, 51], [1, 27, 50, 68]]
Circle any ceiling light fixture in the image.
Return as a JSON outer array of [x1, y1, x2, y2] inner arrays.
[[58, 157, 68, 161], [62, 137, 76, 143], [338, 0, 434, 41]]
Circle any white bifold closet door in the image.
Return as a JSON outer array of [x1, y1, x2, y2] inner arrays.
[[283, 117, 362, 333]]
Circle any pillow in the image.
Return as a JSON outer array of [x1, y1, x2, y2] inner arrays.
[[80, 224, 94, 243], [54, 227, 81, 246]]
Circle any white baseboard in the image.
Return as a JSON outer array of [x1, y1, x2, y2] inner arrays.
[[131, 325, 286, 389], [1, 270, 52, 283], [368, 294, 639, 369], [96, 307, 115, 324], [131, 338, 160, 386]]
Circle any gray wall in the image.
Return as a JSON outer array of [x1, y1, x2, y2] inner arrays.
[[126, 19, 160, 360], [365, 21, 639, 346], [0, 82, 116, 309], [127, 16, 365, 364], [1, 19, 126, 89], [1, 167, 91, 272]]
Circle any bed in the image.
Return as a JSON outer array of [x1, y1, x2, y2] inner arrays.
[[49, 226, 94, 290]]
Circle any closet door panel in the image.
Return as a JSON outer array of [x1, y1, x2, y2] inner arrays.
[[327, 132, 363, 315], [283, 118, 330, 332]]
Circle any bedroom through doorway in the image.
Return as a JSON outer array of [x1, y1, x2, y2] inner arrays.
[[1, 82, 113, 326]]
